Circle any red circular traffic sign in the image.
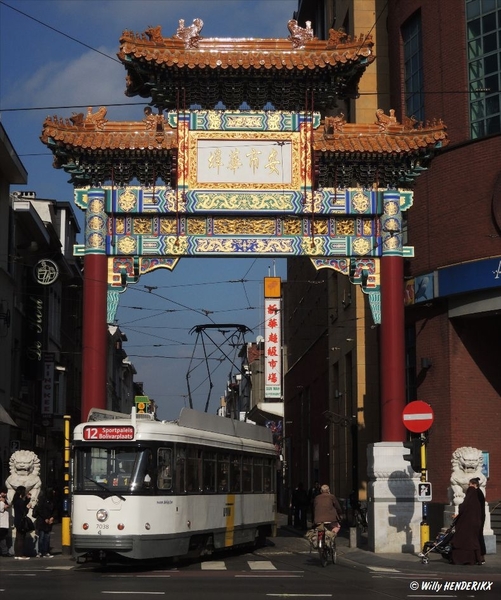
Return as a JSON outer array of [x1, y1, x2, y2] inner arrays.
[[402, 400, 434, 433]]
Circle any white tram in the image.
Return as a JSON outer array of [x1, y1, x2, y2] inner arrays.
[[71, 407, 277, 562]]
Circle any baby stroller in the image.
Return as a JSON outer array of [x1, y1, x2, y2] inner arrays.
[[418, 517, 457, 564]]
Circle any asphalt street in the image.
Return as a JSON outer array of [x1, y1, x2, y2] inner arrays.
[[1, 512, 498, 576]]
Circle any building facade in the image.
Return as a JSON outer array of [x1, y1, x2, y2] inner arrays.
[[285, 0, 390, 508], [0, 124, 142, 489], [0, 124, 28, 484], [285, 0, 500, 532], [387, 0, 501, 516]]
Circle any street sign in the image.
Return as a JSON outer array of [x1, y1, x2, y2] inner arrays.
[[402, 400, 434, 433], [418, 482, 432, 501]]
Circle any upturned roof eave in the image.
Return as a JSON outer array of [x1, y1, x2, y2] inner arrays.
[[117, 22, 374, 76], [40, 108, 448, 157]]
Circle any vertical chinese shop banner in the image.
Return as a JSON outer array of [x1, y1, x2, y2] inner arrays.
[[42, 353, 55, 416], [264, 277, 282, 399]]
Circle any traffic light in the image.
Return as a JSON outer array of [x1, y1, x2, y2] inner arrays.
[[403, 437, 422, 473]]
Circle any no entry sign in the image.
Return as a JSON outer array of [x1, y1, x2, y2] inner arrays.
[[402, 400, 434, 433]]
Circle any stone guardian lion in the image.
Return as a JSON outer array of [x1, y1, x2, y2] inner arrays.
[[449, 446, 486, 508], [5, 450, 42, 508]]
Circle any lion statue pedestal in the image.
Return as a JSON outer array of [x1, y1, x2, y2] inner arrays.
[[445, 446, 496, 555]]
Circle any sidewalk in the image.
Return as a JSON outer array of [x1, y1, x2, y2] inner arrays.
[[3, 517, 499, 575], [275, 513, 501, 575]]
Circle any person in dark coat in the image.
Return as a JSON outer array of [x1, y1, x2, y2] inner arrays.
[[291, 483, 309, 530], [12, 486, 32, 560], [33, 489, 56, 558], [0, 486, 12, 556], [308, 481, 321, 525], [450, 477, 486, 565]]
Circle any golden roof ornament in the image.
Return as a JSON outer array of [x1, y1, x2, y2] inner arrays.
[[175, 18, 204, 48], [287, 19, 314, 48]]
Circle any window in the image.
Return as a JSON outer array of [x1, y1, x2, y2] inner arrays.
[[402, 12, 425, 122], [157, 447, 172, 490], [203, 451, 216, 492], [466, 0, 501, 137], [217, 453, 230, 492], [175, 447, 186, 493], [253, 458, 263, 492], [74, 447, 151, 493], [74, 437, 276, 496], [263, 459, 273, 492], [242, 456, 252, 492], [230, 455, 241, 492], [186, 447, 201, 492]]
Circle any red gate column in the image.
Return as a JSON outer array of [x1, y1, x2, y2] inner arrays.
[[81, 188, 108, 419], [380, 190, 406, 442]]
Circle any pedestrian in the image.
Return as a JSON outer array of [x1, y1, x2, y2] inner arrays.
[[33, 488, 56, 558], [291, 482, 309, 530], [0, 486, 13, 557], [12, 485, 32, 560], [308, 481, 321, 525], [313, 484, 343, 533], [450, 477, 486, 565]]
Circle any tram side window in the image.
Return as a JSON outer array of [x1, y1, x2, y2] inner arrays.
[[157, 448, 172, 490], [230, 455, 241, 493], [253, 458, 263, 492], [263, 458, 273, 492], [218, 453, 229, 492], [186, 447, 201, 492], [175, 447, 186, 493], [203, 451, 216, 492], [242, 456, 252, 492]]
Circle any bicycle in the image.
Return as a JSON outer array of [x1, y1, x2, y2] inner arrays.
[[314, 523, 337, 567], [353, 502, 368, 532]]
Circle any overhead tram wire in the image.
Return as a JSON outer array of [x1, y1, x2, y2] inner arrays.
[[0, 0, 121, 64], [0, 0, 489, 121], [1, 0, 488, 121]]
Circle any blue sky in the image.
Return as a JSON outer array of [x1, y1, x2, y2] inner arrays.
[[0, 0, 297, 419]]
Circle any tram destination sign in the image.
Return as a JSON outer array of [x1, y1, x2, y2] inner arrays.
[[83, 425, 135, 440]]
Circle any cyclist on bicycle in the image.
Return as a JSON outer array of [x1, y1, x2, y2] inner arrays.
[[313, 484, 343, 534]]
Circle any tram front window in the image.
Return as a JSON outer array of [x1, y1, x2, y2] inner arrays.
[[74, 447, 153, 494]]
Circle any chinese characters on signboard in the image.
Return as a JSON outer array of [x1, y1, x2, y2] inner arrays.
[[42, 354, 54, 416], [197, 140, 292, 185], [264, 277, 282, 399]]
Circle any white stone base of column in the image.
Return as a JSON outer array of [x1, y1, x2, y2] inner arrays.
[[367, 442, 423, 554]]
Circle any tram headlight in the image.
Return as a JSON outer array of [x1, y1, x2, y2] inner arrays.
[[96, 509, 109, 522], [145, 523, 151, 530]]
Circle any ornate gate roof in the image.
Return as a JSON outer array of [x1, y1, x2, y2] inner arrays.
[[118, 19, 375, 111], [41, 107, 448, 189], [41, 17, 448, 188]]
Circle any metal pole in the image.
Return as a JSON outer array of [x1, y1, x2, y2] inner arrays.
[[61, 414, 71, 554], [420, 434, 429, 549]]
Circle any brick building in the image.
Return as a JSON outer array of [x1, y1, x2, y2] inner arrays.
[[387, 0, 501, 508], [286, 0, 500, 533]]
